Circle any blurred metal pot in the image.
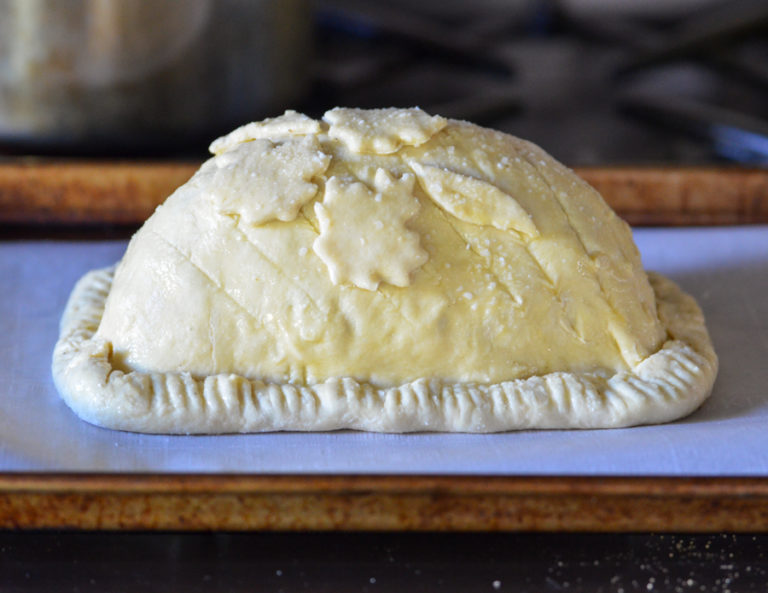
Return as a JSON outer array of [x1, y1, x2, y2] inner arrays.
[[0, 0, 311, 152]]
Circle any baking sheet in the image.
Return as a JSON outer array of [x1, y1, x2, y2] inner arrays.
[[1, 227, 767, 475]]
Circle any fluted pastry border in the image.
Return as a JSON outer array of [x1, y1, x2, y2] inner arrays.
[[52, 265, 718, 434]]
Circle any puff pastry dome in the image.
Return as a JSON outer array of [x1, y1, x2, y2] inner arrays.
[[53, 108, 717, 433]]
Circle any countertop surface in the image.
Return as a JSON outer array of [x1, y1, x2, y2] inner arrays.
[[2, 531, 767, 593]]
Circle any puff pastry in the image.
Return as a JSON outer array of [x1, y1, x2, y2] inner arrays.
[[52, 107, 717, 433]]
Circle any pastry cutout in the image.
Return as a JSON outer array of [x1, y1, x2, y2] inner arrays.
[[208, 136, 331, 225], [209, 110, 322, 155], [313, 169, 428, 290], [410, 162, 539, 238], [324, 107, 446, 154]]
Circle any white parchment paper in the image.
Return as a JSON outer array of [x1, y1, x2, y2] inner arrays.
[[1, 226, 767, 474]]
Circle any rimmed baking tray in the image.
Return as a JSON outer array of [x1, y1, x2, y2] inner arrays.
[[2, 163, 768, 227], [1, 163, 767, 531], [2, 474, 768, 531]]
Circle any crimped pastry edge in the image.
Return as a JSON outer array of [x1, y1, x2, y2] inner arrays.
[[52, 265, 718, 434]]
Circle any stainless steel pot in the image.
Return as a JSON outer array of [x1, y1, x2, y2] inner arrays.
[[0, 0, 311, 152]]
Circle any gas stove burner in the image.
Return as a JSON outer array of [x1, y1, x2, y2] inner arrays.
[[311, 0, 768, 166], [2, 0, 766, 164]]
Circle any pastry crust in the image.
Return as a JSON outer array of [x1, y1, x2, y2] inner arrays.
[[51, 108, 718, 433], [52, 265, 717, 434], [93, 111, 668, 386]]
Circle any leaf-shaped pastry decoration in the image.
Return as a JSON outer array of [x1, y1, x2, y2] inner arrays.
[[209, 110, 322, 155], [313, 169, 428, 290], [324, 107, 447, 155], [409, 162, 539, 238], [208, 136, 331, 225]]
